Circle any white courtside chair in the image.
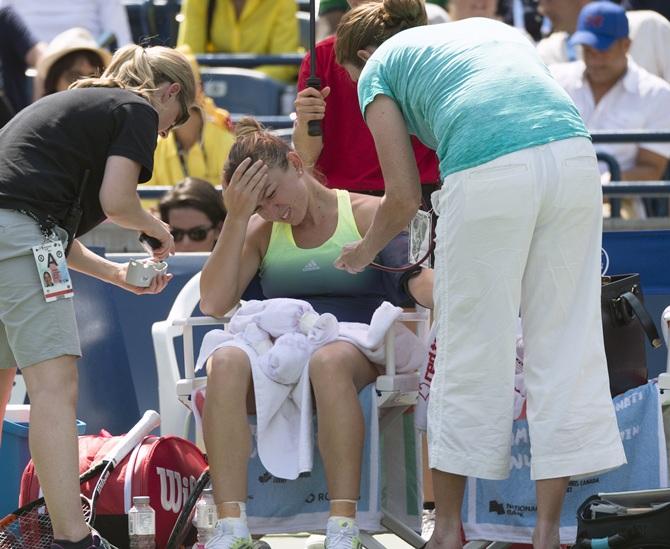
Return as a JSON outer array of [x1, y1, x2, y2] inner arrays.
[[657, 306, 670, 405], [152, 270, 431, 549]]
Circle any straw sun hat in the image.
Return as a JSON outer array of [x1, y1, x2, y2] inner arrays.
[[37, 27, 112, 81]]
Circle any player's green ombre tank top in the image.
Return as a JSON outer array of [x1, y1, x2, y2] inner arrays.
[[259, 189, 379, 298]]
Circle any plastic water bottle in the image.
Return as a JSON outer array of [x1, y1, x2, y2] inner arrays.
[[128, 495, 156, 549], [193, 487, 218, 547]]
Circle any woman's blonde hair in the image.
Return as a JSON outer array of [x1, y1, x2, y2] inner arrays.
[[335, 0, 427, 68], [222, 117, 291, 185], [72, 44, 196, 112]]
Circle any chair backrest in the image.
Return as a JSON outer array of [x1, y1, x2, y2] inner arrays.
[[201, 67, 284, 115], [152, 271, 204, 436], [152, 271, 266, 436], [124, 0, 152, 44]]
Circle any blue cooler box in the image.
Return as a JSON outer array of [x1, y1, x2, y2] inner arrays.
[[0, 417, 86, 515]]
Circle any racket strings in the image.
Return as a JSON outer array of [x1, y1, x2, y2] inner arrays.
[[0, 499, 91, 549]]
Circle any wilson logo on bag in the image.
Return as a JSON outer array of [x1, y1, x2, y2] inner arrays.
[[20, 431, 207, 548]]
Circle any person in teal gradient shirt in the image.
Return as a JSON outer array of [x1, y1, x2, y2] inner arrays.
[[333, 1, 626, 548]]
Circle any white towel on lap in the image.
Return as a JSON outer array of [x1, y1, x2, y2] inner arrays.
[[195, 298, 424, 479], [337, 301, 426, 372]]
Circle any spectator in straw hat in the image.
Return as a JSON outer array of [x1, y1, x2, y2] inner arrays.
[[36, 27, 111, 97]]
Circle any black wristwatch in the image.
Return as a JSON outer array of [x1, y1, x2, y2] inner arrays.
[[399, 266, 425, 306]]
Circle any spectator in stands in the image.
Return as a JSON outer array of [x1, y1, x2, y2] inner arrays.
[[0, 44, 195, 549], [448, 0, 498, 20], [618, 8, 670, 82], [334, 1, 625, 547], [447, 0, 535, 40], [294, 0, 440, 202], [0, 6, 45, 122], [537, 0, 670, 81], [198, 118, 433, 549], [36, 28, 110, 98], [500, 0, 544, 41], [551, 2, 670, 219], [177, 0, 299, 83], [159, 177, 226, 252], [1, 0, 132, 46], [318, 0, 450, 38], [622, 0, 670, 22], [145, 46, 235, 188]]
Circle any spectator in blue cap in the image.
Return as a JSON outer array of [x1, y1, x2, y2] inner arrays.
[[552, 0, 670, 218], [569, 0, 629, 51]]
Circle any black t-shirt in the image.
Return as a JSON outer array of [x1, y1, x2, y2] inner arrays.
[[0, 87, 158, 236]]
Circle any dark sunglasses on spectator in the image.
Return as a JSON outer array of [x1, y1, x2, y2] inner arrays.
[[170, 225, 214, 242]]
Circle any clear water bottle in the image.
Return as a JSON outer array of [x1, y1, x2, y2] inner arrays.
[[193, 487, 218, 548], [128, 495, 156, 549]]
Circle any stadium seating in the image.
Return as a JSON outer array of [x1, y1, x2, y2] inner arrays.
[[297, 10, 311, 51], [201, 67, 285, 115], [124, 0, 180, 47]]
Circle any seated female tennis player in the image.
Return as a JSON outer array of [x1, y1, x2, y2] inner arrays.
[[198, 118, 433, 549]]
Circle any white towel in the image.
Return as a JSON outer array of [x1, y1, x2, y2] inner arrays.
[[195, 298, 425, 479], [338, 301, 427, 372], [259, 333, 312, 385], [229, 299, 326, 338]]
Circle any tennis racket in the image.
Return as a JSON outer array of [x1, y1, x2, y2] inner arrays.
[[0, 409, 161, 549], [165, 467, 210, 549]]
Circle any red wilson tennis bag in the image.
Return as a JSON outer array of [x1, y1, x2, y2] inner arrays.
[[20, 431, 207, 549]]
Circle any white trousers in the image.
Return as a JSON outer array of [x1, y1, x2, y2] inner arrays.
[[428, 137, 627, 480]]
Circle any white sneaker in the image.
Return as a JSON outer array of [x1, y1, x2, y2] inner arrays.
[[205, 517, 253, 549], [324, 517, 362, 549], [421, 508, 435, 540]]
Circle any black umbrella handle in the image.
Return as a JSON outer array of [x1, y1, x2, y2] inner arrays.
[[307, 0, 322, 137], [306, 75, 322, 137]]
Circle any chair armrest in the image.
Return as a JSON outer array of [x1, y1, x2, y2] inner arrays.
[[172, 314, 234, 327], [397, 310, 431, 323], [657, 306, 670, 405], [375, 307, 430, 408], [173, 303, 242, 380]]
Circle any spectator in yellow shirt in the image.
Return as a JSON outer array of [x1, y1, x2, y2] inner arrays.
[[145, 47, 236, 188], [177, 0, 299, 83]]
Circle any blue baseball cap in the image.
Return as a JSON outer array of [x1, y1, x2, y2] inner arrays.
[[569, 1, 629, 51]]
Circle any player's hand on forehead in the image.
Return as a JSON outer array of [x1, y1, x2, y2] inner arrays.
[[223, 157, 269, 219]]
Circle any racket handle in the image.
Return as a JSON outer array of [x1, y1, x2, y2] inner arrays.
[[105, 410, 161, 466], [306, 76, 322, 137]]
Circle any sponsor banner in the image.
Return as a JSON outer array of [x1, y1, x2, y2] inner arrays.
[[463, 381, 667, 544]]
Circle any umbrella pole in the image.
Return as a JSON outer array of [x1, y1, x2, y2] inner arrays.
[[306, 0, 322, 136]]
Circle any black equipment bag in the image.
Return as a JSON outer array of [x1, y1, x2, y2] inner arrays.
[[601, 274, 662, 397], [575, 489, 670, 548]]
